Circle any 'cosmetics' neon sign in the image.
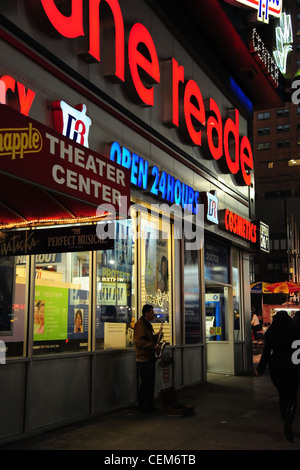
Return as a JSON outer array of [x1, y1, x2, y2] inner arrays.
[[32, 0, 254, 186], [219, 209, 257, 243]]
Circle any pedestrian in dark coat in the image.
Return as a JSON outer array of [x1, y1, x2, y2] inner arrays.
[[133, 304, 159, 412], [256, 310, 298, 442]]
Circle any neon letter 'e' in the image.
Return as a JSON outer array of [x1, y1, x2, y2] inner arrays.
[[240, 135, 253, 186], [207, 98, 223, 161], [128, 23, 160, 106]]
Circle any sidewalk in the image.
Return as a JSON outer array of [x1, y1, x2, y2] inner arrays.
[[1, 369, 300, 451]]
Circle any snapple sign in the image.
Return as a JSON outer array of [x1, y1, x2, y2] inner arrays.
[[33, 0, 253, 186]]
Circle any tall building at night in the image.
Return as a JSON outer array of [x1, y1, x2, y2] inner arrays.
[[253, 0, 300, 284]]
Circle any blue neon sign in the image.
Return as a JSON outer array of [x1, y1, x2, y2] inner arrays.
[[109, 141, 200, 214]]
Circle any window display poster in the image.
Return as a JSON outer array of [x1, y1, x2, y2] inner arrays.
[[145, 235, 169, 295], [68, 289, 89, 339], [34, 286, 90, 342], [34, 286, 69, 341], [143, 229, 170, 322]]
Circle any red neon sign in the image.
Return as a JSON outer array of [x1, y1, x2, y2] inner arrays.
[[128, 23, 160, 106], [0, 75, 35, 116], [219, 209, 257, 243], [88, 0, 125, 81], [40, 0, 84, 38], [34, 0, 253, 186], [183, 79, 206, 146]]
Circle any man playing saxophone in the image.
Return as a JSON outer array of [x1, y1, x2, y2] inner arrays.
[[133, 304, 159, 413]]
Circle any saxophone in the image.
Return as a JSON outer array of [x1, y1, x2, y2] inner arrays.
[[155, 322, 167, 359]]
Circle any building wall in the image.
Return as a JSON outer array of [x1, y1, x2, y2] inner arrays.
[[0, 0, 258, 444]]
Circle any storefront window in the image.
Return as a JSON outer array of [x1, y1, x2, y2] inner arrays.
[[33, 251, 90, 355], [0, 256, 26, 358], [205, 286, 228, 341], [140, 211, 172, 344], [184, 246, 201, 344], [205, 239, 230, 342], [232, 248, 242, 341], [95, 219, 133, 349]]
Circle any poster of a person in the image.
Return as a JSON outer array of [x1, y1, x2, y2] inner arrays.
[[74, 309, 83, 333]]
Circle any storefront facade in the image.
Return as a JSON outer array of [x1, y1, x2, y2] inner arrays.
[[0, 0, 283, 443]]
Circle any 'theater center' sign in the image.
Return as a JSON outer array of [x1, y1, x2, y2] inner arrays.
[[0, 105, 130, 215]]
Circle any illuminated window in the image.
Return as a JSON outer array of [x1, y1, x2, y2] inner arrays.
[[95, 219, 133, 350], [139, 210, 173, 346], [268, 162, 274, 169], [33, 251, 91, 355], [258, 112, 270, 120], [258, 142, 270, 150], [288, 159, 300, 166]]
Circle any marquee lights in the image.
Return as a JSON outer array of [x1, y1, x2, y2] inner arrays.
[[0, 214, 109, 231], [250, 29, 279, 88], [32, 0, 254, 187]]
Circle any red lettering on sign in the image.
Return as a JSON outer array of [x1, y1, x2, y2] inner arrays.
[[128, 23, 160, 106], [240, 136, 253, 187], [34, 0, 253, 186], [0, 75, 35, 116], [171, 58, 184, 127], [40, 0, 84, 38], [206, 99, 223, 161], [222, 209, 257, 243], [224, 109, 240, 175], [88, 0, 125, 81], [184, 79, 205, 146]]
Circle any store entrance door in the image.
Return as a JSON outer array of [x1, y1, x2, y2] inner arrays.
[[205, 284, 234, 374]]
